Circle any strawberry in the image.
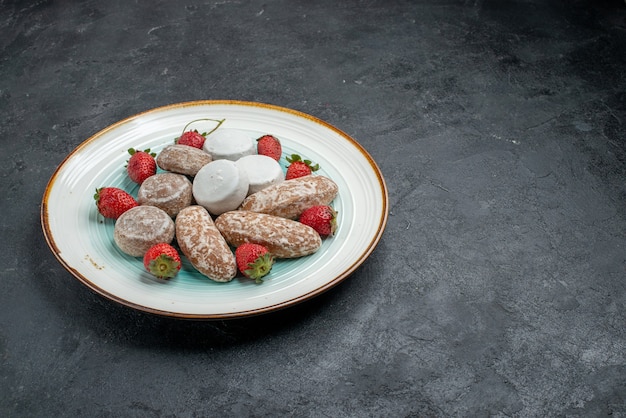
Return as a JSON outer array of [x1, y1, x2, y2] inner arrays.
[[94, 187, 138, 219], [126, 148, 157, 185], [177, 130, 206, 149], [256, 134, 282, 161], [235, 243, 274, 283], [299, 205, 338, 238], [143, 243, 181, 279], [285, 154, 319, 180], [177, 117, 225, 148]]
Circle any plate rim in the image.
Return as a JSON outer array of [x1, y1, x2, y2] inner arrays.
[[40, 100, 389, 319]]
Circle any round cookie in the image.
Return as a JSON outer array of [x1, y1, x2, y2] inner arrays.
[[203, 129, 255, 161], [192, 159, 249, 216], [113, 205, 175, 257], [156, 144, 212, 177], [137, 172, 192, 217], [235, 154, 284, 195]]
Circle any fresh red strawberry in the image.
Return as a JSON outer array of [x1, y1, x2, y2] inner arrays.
[[94, 187, 138, 219], [256, 134, 282, 161], [127, 148, 157, 184], [143, 243, 181, 279], [177, 130, 206, 149], [285, 154, 319, 180], [299, 205, 338, 238], [179, 117, 225, 145], [235, 243, 274, 283]]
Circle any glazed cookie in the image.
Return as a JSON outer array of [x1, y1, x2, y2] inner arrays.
[[156, 144, 212, 177], [137, 172, 193, 217], [203, 129, 255, 161], [192, 159, 249, 216], [175, 205, 237, 282], [113, 205, 175, 257], [235, 154, 284, 195]]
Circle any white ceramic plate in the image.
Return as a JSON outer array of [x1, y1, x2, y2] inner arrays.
[[41, 101, 388, 319]]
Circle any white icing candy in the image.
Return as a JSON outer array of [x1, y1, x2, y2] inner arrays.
[[192, 159, 249, 215], [235, 154, 285, 195], [203, 129, 255, 161]]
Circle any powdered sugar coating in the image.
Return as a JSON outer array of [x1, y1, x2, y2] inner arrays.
[[203, 129, 255, 161], [137, 172, 193, 217], [215, 211, 322, 258], [113, 206, 175, 257], [193, 159, 249, 215], [239, 175, 338, 219], [235, 154, 284, 195], [156, 144, 212, 176], [175, 205, 236, 282]]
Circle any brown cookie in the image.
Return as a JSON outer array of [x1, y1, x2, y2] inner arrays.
[[113, 205, 175, 257], [137, 172, 192, 217]]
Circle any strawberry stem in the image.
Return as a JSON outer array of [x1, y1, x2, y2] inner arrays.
[[181, 118, 225, 137], [148, 255, 180, 279], [244, 253, 274, 283]]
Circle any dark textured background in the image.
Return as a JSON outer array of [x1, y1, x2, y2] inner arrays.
[[1, 0, 625, 416]]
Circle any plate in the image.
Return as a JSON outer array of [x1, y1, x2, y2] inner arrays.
[[41, 100, 388, 319]]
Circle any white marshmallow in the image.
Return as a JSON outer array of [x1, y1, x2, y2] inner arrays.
[[236, 154, 285, 195], [203, 129, 255, 161], [192, 159, 249, 215]]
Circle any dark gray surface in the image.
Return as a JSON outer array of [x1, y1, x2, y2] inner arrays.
[[2, 0, 625, 416]]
